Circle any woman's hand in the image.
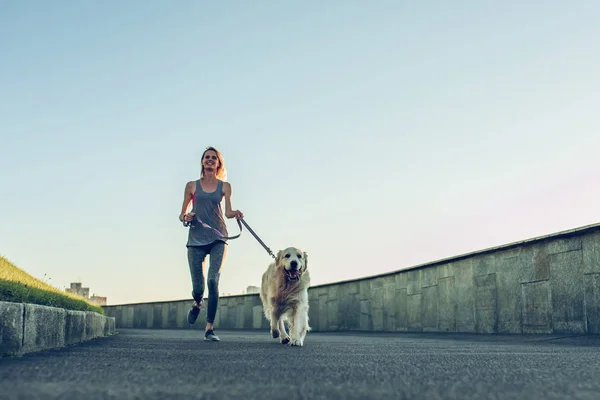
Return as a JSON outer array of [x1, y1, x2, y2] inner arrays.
[[229, 210, 244, 220], [181, 212, 195, 223]]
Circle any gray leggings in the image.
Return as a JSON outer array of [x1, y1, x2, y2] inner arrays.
[[187, 241, 227, 324]]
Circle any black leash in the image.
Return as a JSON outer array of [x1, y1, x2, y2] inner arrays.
[[183, 215, 276, 259], [239, 218, 276, 259], [183, 215, 243, 240]]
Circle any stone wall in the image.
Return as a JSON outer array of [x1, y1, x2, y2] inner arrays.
[[1, 301, 116, 357], [103, 223, 600, 335]]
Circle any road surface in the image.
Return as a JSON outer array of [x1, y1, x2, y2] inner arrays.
[[1, 329, 599, 399]]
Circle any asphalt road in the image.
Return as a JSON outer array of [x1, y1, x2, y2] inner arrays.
[[1, 329, 599, 400]]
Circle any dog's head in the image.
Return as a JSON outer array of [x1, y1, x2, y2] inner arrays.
[[275, 246, 308, 282]]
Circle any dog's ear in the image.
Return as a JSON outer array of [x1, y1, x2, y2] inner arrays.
[[303, 252, 308, 271], [275, 250, 283, 265]]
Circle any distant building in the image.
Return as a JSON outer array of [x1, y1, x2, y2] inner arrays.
[[89, 295, 107, 306], [65, 282, 88, 297], [246, 285, 260, 294], [65, 282, 107, 305]]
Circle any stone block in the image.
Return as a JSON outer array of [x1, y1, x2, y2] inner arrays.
[[345, 282, 359, 295], [371, 277, 385, 290], [318, 292, 328, 331], [421, 285, 438, 332], [135, 304, 151, 329], [336, 284, 349, 330], [327, 298, 339, 331], [358, 280, 371, 301], [550, 250, 585, 333], [370, 287, 384, 331], [344, 295, 361, 331], [64, 310, 86, 346], [308, 287, 319, 302], [318, 290, 329, 331], [383, 283, 396, 331], [421, 267, 438, 288], [104, 317, 116, 336], [23, 304, 66, 354], [85, 311, 106, 339], [395, 288, 408, 331], [584, 273, 600, 334], [546, 237, 582, 255], [473, 254, 496, 277], [407, 269, 421, 295], [132, 305, 143, 328], [499, 247, 521, 260], [252, 305, 264, 329], [383, 275, 396, 287], [453, 259, 475, 332], [228, 304, 238, 329], [521, 246, 550, 283], [103, 306, 113, 318], [395, 272, 408, 290], [438, 263, 453, 279], [583, 231, 600, 274], [327, 285, 339, 301], [474, 273, 498, 333], [216, 305, 227, 329], [235, 302, 245, 329], [0, 301, 23, 356], [496, 256, 523, 333], [176, 302, 188, 329], [522, 280, 551, 334], [111, 306, 124, 329], [308, 298, 319, 331], [244, 297, 256, 329], [117, 305, 134, 328], [153, 304, 163, 329], [165, 303, 175, 328], [142, 305, 153, 329], [438, 277, 456, 332], [407, 293, 422, 331], [359, 300, 372, 331]]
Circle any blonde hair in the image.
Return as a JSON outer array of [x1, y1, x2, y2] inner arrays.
[[201, 146, 227, 181]]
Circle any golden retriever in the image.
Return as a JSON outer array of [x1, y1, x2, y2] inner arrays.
[[259, 246, 311, 346]]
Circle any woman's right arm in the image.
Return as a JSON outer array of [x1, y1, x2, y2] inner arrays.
[[179, 181, 195, 222]]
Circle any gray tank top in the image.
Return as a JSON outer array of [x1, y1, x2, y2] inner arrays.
[[186, 179, 229, 247]]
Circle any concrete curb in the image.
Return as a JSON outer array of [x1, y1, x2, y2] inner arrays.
[[0, 300, 116, 357]]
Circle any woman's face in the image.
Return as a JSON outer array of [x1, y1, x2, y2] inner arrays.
[[202, 150, 219, 173]]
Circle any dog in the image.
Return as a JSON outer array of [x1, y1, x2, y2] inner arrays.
[[259, 246, 311, 346]]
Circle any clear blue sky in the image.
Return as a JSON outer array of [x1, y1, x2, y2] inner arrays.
[[1, 1, 598, 305]]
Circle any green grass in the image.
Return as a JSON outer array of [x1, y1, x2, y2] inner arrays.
[[0, 255, 104, 314]]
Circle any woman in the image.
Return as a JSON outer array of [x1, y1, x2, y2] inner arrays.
[[179, 146, 244, 341]]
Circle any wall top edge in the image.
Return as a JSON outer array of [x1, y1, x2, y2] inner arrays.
[[103, 221, 600, 309]]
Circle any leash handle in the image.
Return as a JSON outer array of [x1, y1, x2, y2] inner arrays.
[[183, 215, 242, 240]]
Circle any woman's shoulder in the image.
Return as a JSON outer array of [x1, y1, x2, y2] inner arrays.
[[221, 180, 232, 192], [185, 180, 199, 192]]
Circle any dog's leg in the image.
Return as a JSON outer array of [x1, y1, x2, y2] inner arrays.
[[290, 305, 309, 347], [278, 317, 291, 345], [287, 318, 294, 341], [270, 309, 280, 339], [289, 307, 298, 344]]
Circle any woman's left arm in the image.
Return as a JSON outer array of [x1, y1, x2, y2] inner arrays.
[[223, 182, 244, 219]]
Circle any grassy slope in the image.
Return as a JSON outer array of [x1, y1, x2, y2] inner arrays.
[[0, 255, 104, 314]]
